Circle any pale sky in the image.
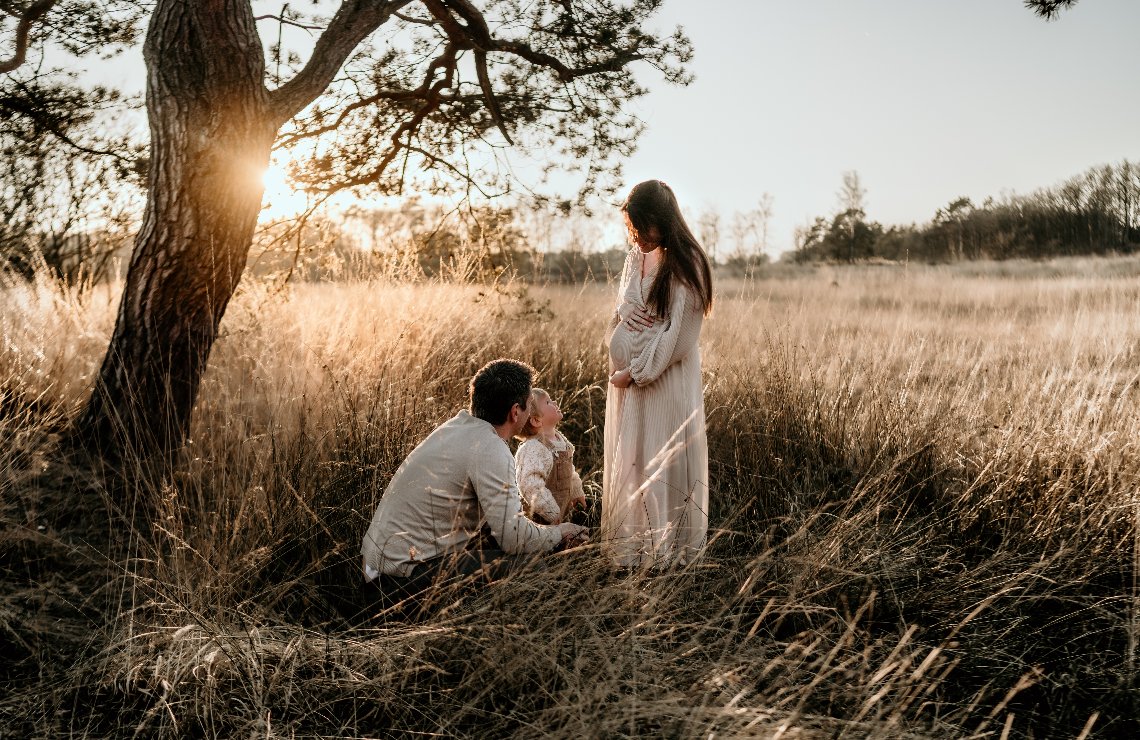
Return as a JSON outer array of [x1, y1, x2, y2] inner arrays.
[[50, 0, 1140, 255], [624, 0, 1140, 253]]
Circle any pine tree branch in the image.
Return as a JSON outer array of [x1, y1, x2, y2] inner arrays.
[[419, 0, 642, 146], [253, 14, 323, 32], [1024, 0, 1079, 20], [0, 0, 58, 73], [277, 41, 460, 148], [268, 0, 413, 124]]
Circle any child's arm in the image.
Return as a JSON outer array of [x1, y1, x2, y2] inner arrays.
[[515, 441, 562, 524]]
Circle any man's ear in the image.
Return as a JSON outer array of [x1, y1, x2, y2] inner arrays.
[[508, 403, 522, 424]]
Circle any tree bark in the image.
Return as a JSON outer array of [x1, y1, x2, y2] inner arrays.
[[75, 0, 277, 462]]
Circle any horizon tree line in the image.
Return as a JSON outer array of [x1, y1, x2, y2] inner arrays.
[[791, 160, 1140, 264]]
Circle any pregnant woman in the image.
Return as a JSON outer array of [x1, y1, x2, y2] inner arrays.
[[603, 180, 713, 569]]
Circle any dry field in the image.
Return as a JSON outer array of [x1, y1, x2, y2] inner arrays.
[[3, 256, 1140, 737]]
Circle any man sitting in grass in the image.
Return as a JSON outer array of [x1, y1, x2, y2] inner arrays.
[[360, 358, 589, 604]]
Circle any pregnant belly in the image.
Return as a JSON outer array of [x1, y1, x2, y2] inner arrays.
[[609, 320, 655, 371]]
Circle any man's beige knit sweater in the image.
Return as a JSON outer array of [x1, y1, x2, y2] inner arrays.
[[361, 410, 563, 577]]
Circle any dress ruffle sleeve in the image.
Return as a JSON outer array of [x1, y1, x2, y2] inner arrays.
[[610, 248, 640, 330], [628, 284, 703, 387]]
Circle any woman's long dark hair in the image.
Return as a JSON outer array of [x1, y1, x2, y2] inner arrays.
[[622, 180, 713, 317]]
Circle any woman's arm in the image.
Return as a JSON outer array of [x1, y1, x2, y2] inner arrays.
[[628, 285, 703, 387]]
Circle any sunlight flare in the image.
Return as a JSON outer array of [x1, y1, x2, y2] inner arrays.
[[260, 158, 311, 220]]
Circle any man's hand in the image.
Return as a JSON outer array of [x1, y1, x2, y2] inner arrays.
[[558, 523, 589, 549], [609, 369, 633, 388], [570, 494, 587, 512]]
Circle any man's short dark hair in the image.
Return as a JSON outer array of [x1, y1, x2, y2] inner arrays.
[[470, 359, 535, 425]]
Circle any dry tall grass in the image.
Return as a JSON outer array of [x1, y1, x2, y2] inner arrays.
[[3, 257, 1140, 737]]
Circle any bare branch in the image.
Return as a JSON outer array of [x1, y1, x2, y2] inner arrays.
[[277, 42, 459, 149], [419, 0, 466, 42], [1, 78, 139, 166], [473, 48, 511, 144], [275, 0, 680, 204], [393, 10, 436, 28], [40, 121, 137, 164], [268, 0, 414, 124], [442, 0, 496, 43], [254, 14, 324, 32], [0, 0, 58, 74], [441, 2, 513, 142], [430, 0, 644, 83], [277, 88, 416, 148], [437, 0, 643, 144], [496, 37, 644, 80], [421, 0, 516, 143], [331, 73, 452, 191], [405, 143, 496, 198]]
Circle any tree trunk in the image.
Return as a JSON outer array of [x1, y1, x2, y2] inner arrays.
[[75, 0, 277, 463]]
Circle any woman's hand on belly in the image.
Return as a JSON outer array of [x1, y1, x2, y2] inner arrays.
[[621, 305, 657, 333]]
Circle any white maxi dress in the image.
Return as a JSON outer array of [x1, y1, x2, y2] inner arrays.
[[602, 247, 709, 568]]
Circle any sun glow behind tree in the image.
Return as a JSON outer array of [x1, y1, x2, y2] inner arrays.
[[260, 157, 315, 220]]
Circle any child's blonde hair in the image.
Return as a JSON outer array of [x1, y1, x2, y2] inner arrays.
[[515, 388, 550, 441]]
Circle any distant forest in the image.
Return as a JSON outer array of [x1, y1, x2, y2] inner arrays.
[[5, 136, 1139, 285], [790, 160, 1140, 264]]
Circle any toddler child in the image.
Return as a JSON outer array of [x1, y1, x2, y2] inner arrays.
[[515, 388, 587, 525]]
